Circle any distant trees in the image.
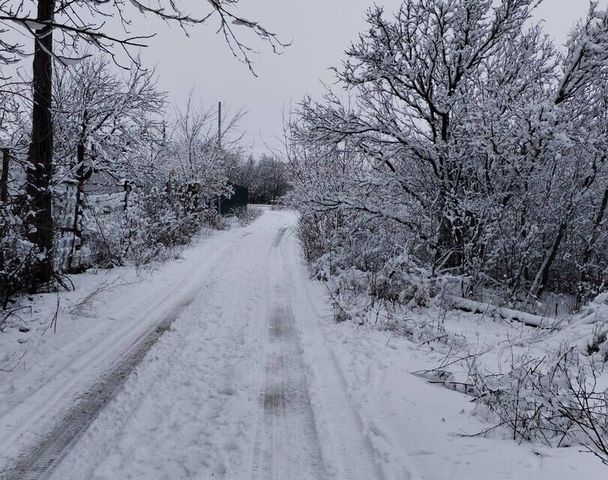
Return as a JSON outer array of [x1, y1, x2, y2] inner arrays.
[[288, 0, 608, 305], [229, 154, 289, 204]]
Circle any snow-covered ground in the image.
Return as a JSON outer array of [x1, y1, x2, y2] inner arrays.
[[1, 209, 606, 479]]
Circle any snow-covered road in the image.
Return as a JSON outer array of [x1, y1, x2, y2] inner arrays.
[[3, 209, 605, 479], [4, 209, 382, 479]]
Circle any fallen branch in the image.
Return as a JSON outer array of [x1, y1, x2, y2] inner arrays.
[[41, 295, 60, 336], [447, 296, 558, 329]]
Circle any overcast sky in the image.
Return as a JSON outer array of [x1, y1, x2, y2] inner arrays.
[[138, 0, 607, 156]]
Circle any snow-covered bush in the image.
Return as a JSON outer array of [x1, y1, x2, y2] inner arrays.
[[468, 348, 608, 464], [0, 206, 38, 304], [294, 203, 435, 330], [122, 185, 220, 265]]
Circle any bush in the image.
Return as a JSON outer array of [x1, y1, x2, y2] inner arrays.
[[0, 205, 39, 305], [296, 209, 434, 329], [122, 187, 219, 265], [468, 348, 608, 464]]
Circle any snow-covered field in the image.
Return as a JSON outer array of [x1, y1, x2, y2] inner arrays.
[[1, 209, 605, 479]]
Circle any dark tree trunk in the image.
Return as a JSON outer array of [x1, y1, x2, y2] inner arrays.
[[580, 186, 608, 288], [1, 148, 9, 204], [529, 221, 567, 298], [25, 0, 56, 288], [0, 148, 9, 281], [68, 142, 85, 272]]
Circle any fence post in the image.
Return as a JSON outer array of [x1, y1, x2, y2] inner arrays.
[[1, 148, 9, 204]]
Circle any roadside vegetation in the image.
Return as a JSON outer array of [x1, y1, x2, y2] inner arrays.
[[286, 0, 608, 465], [0, 0, 288, 305]]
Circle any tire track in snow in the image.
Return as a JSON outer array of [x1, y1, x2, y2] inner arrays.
[[280, 226, 388, 480], [3, 228, 252, 480], [46, 218, 281, 479], [1, 225, 254, 476], [3, 296, 197, 480], [251, 225, 326, 480]]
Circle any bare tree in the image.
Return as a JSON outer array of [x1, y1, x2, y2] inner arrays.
[[230, 153, 290, 204]]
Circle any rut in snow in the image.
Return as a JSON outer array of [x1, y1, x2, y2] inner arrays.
[[251, 226, 326, 480], [4, 296, 197, 480]]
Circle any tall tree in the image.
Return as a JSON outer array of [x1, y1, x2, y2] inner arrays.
[[26, 0, 55, 287]]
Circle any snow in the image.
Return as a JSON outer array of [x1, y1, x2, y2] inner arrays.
[[1, 209, 606, 478], [23, 20, 47, 31], [449, 296, 559, 328], [317, 323, 605, 479], [55, 56, 89, 66], [0, 223, 251, 470]]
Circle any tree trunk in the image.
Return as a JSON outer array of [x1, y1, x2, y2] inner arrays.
[[68, 142, 85, 272], [529, 222, 567, 298], [1, 148, 9, 204], [580, 186, 608, 289], [0, 148, 9, 281], [25, 0, 56, 288]]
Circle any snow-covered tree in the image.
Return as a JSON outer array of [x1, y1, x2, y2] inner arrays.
[[288, 0, 608, 304], [52, 56, 166, 182], [165, 94, 247, 202]]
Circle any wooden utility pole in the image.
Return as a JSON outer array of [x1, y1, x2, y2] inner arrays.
[[217, 100, 222, 215], [1, 148, 9, 204], [217, 101, 222, 148]]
